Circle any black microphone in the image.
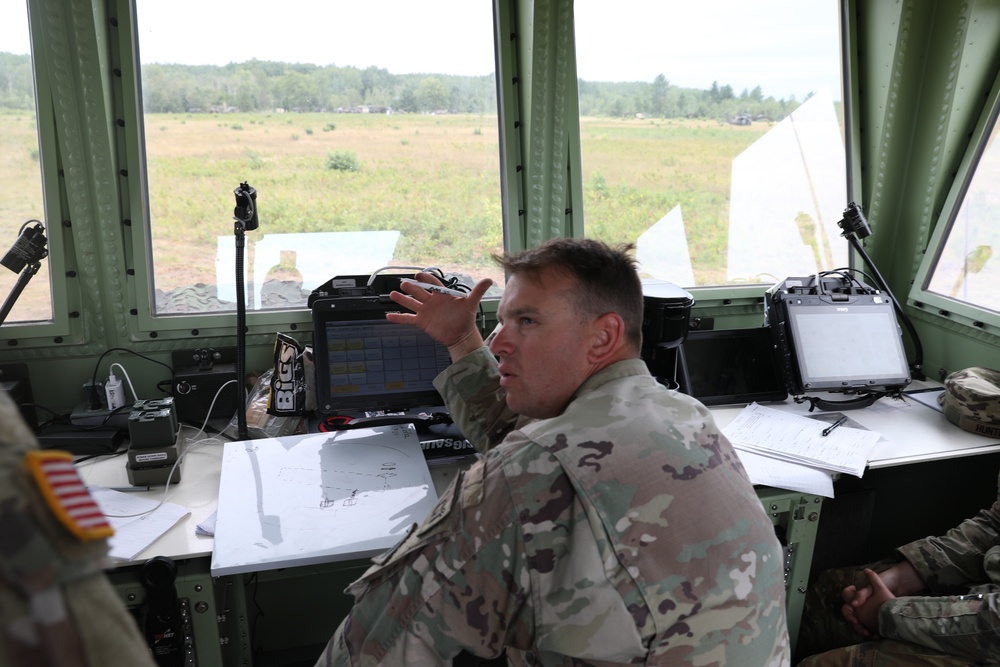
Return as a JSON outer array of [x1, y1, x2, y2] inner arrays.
[[233, 182, 259, 231]]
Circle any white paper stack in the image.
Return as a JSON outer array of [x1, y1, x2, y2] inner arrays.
[[722, 403, 883, 498]]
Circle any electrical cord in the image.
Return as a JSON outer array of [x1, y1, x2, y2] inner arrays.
[[87, 347, 173, 408], [183, 379, 237, 442], [364, 265, 486, 335], [74, 376, 238, 519], [818, 267, 879, 294], [110, 362, 139, 404], [26, 402, 73, 429]]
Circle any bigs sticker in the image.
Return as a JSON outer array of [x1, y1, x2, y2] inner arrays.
[[23, 450, 114, 542], [268, 332, 307, 416]]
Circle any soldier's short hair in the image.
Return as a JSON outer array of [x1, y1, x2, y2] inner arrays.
[[494, 238, 644, 353]]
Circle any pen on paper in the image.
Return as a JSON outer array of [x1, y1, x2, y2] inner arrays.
[[109, 485, 150, 493], [822, 417, 847, 437]]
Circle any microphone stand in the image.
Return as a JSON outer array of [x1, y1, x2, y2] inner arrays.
[[0, 260, 42, 326], [232, 183, 259, 440], [0, 220, 48, 327], [837, 202, 924, 380]]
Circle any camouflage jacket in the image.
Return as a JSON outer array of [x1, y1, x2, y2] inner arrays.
[[876, 470, 1000, 661], [315, 348, 789, 666], [0, 390, 156, 667]]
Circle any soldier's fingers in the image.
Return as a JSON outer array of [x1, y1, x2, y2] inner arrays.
[[852, 585, 874, 607], [863, 568, 892, 598]]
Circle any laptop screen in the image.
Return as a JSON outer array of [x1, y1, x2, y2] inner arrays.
[[785, 297, 910, 392], [312, 298, 452, 415]]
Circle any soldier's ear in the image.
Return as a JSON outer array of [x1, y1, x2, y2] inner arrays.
[[587, 312, 625, 364]]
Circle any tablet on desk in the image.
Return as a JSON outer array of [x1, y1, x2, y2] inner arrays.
[[679, 327, 788, 406]]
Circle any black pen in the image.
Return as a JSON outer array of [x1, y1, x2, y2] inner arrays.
[[822, 416, 847, 437]]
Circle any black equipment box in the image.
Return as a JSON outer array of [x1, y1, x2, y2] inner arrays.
[[765, 276, 910, 396], [639, 280, 695, 388], [308, 273, 411, 308]]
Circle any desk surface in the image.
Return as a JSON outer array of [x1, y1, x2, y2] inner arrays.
[[79, 383, 999, 566], [77, 432, 463, 565], [710, 385, 1000, 469]]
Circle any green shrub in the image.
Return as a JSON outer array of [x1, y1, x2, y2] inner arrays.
[[325, 149, 361, 172]]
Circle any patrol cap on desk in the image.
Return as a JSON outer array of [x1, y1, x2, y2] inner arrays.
[[939, 367, 1000, 438]]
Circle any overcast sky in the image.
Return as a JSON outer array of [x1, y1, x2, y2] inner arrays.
[[1, 1, 841, 101]]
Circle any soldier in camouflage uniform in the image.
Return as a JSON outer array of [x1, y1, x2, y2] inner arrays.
[[0, 389, 156, 666], [797, 368, 1000, 666], [314, 238, 789, 666]]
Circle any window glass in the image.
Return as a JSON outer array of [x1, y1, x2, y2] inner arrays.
[[925, 114, 1000, 310], [0, 4, 51, 323], [574, 1, 845, 288], [134, 1, 500, 314]]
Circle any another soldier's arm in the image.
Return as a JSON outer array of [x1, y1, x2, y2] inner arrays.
[[846, 568, 1000, 663], [848, 475, 1000, 661], [874, 591, 1000, 662], [893, 472, 1000, 592]]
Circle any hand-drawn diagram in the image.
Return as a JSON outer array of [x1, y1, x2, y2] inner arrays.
[[211, 424, 437, 576]]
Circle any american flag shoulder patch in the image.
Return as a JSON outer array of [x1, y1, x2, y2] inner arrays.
[[23, 450, 114, 542]]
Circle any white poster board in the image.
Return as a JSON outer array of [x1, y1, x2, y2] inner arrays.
[[211, 424, 436, 576]]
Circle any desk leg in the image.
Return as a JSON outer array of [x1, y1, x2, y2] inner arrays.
[[757, 487, 824, 657], [108, 558, 253, 667]]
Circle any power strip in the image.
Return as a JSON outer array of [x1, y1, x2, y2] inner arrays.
[[36, 424, 123, 455]]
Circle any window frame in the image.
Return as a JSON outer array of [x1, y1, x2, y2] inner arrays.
[[0, 1, 79, 345], [114, 0, 507, 341], [907, 65, 1000, 337]]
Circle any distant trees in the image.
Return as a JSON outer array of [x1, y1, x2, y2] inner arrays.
[[0, 53, 35, 110], [576, 73, 800, 121], [0, 52, 803, 121], [416, 77, 449, 112], [136, 60, 500, 115]]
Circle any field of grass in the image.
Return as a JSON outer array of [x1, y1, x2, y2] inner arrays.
[[0, 110, 769, 318], [146, 112, 767, 290], [578, 116, 765, 284], [0, 109, 49, 321], [139, 112, 503, 292]]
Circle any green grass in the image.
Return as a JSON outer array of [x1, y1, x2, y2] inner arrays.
[[1, 110, 769, 303]]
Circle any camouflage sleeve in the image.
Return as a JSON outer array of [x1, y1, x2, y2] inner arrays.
[[896, 471, 1000, 593], [433, 346, 521, 454], [313, 449, 531, 667], [878, 593, 1000, 662]]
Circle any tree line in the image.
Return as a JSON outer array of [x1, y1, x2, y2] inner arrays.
[[0, 52, 804, 121]]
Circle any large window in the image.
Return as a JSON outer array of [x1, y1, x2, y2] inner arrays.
[[574, 1, 846, 289], [924, 108, 1000, 311], [132, 1, 501, 315], [0, 3, 50, 324]]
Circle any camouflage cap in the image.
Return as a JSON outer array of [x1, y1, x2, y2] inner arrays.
[[938, 367, 1000, 438]]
